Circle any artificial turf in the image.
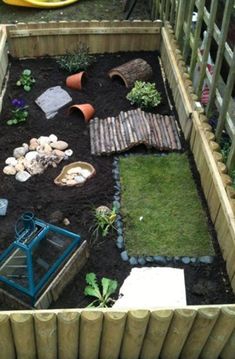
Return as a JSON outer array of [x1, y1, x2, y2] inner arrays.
[[120, 153, 214, 257]]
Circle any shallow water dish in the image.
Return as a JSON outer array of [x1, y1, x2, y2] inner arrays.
[[54, 161, 96, 187]]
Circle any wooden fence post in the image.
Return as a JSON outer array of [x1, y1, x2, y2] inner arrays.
[[140, 309, 173, 359], [58, 312, 80, 359], [11, 313, 36, 359], [120, 310, 149, 359], [79, 311, 103, 359], [99, 312, 127, 359], [175, 0, 186, 44], [200, 307, 235, 359], [181, 308, 220, 359], [0, 314, 15, 359], [160, 309, 196, 359], [182, 0, 195, 61], [34, 313, 57, 359]]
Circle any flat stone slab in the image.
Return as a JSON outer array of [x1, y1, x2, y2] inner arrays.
[[35, 86, 72, 119], [113, 267, 186, 308]]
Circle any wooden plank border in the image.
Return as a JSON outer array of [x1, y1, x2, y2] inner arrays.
[[6, 20, 162, 58], [0, 25, 8, 113]]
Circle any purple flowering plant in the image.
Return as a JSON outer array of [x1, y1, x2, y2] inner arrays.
[[7, 98, 28, 125]]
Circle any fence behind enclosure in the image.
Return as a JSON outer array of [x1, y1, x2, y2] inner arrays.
[[149, 0, 235, 171]]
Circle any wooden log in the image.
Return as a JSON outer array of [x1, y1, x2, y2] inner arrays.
[[34, 313, 57, 359], [128, 111, 139, 143], [140, 309, 173, 359], [160, 309, 196, 359], [79, 311, 103, 359], [221, 327, 235, 359], [135, 109, 149, 143], [11, 313, 36, 359], [146, 113, 159, 147], [108, 58, 153, 88], [152, 113, 163, 149], [94, 117, 101, 155], [201, 307, 235, 359], [114, 115, 124, 151], [103, 118, 111, 154], [120, 310, 149, 359], [100, 118, 106, 154], [124, 112, 135, 145], [111, 116, 121, 152], [117, 114, 128, 149], [89, 120, 96, 155], [165, 115, 177, 149], [161, 114, 172, 149], [130, 110, 143, 143], [100, 312, 127, 359], [157, 114, 168, 149], [181, 308, 220, 359], [58, 312, 80, 359], [0, 314, 15, 359], [107, 117, 116, 153]]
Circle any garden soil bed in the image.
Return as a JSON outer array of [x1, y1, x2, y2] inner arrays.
[[0, 51, 234, 309]]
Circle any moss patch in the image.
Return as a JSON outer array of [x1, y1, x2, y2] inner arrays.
[[120, 153, 214, 257]]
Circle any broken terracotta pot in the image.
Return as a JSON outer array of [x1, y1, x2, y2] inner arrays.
[[69, 103, 95, 122], [54, 161, 96, 187], [66, 71, 86, 90]]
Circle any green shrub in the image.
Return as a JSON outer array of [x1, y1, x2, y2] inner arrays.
[[126, 81, 161, 110], [16, 69, 36, 92], [57, 43, 95, 73]]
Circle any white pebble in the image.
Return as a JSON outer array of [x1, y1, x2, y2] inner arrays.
[[3, 165, 17, 175], [15, 171, 31, 182], [49, 134, 58, 143], [5, 157, 17, 166]]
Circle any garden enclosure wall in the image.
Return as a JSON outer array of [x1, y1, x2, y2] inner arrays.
[[0, 20, 235, 358]]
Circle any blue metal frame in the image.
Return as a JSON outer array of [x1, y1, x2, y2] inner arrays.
[[0, 213, 81, 304]]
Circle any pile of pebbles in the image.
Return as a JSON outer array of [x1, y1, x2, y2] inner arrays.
[[3, 134, 73, 182]]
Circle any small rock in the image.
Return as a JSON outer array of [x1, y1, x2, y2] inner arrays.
[[29, 138, 39, 151], [38, 136, 51, 145], [138, 257, 146, 266], [66, 179, 78, 186], [3, 165, 17, 175], [25, 151, 39, 163], [166, 256, 173, 262], [65, 149, 73, 157], [129, 256, 138, 266], [114, 194, 120, 202], [153, 255, 167, 265], [22, 143, 29, 153], [15, 163, 25, 172], [74, 175, 86, 184], [39, 143, 52, 155], [63, 218, 70, 226], [13, 146, 27, 159], [116, 240, 124, 250], [117, 228, 122, 236], [181, 257, 191, 264], [116, 220, 123, 230], [146, 256, 154, 262], [121, 251, 129, 262], [113, 200, 120, 210], [51, 141, 68, 151], [49, 134, 58, 143], [15, 170, 31, 182], [190, 257, 197, 263], [199, 256, 214, 264], [49, 210, 63, 224], [52, 149, 65, 158], [5, 157, 17, 166]]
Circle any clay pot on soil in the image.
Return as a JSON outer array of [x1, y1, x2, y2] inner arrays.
[[69, 103, 95, 122], [66, 71, 86, 90]]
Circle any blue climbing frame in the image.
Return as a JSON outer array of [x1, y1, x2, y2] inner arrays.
[[0, 212, 81, 304]]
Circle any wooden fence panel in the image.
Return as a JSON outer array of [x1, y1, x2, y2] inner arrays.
[[6, 20, 162, 58], [0, 314, 15, 359]]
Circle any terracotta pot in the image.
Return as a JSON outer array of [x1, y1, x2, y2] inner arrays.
[[66, 71, 86, 90], [69, 103, 95, 122]]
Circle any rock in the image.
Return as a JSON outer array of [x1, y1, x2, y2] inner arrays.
[[74, 176, 86, 184], [3, 165, 17, 175], [65, 149, 73, 157], [114, 194, 120, 201], [117, 228, 122, 236], [121, 251, 129, 262], [49, 210, 63, 224], [181, 257, 191, 264], [129, 257, 138, 266], [80, 168, 92, 178], [49, 134, 58, 143], [153, 255, 167, 265], [116, 235, 124, 249], [146, 256, 154, 262], [190, 257, 197, 263], [66, 179, 78, 186], [138, 257, 146, 266], [199, 256, 214, 264], [38, 136, 51, 145], [15, 163, 25, 172], [22, 143, 29, 153], [29, 138, 39, 150], [113, 200, 120, 210], [26, 160, 45, 175], [51, 140, 68, 151], [25, 151, 39, 163], [13, 146, 27, 159], [15, 171, 31, 182], [52, 149, 65, 158], [5, 157, 17, 166], [63, 218, 70, 226]]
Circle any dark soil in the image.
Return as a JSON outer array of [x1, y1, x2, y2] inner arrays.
[[0, 51, 234, 309]]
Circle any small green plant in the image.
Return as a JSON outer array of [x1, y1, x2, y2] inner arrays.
[[57, 43, 95, 73], [84, 272, 118, 308], [7, 98, 28, 125], [91, 205, 117, 239], [16, 69, 36, 92], [126, 80, 161, 110], [220, 136, 231, 163]]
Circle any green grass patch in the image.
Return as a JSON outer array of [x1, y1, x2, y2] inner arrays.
[[120, 153, 214, 257]]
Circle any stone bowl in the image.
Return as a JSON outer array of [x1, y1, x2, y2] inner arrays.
[[54, 161, 96, 187]]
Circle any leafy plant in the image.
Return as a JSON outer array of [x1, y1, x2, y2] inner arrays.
[[220, 136, 231, 163], [126, 80, 161, 110], [16, 69, 36, 92], [91, 205, 117, 239], [7, 98, 28, 125], [56, 43, 95, 74], [84, 272, 118, 308]]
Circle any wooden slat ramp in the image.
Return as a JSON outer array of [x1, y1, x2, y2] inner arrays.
[[89, 109, 181, 155]]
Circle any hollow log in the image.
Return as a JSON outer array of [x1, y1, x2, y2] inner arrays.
[[108, 59, 153, 88]]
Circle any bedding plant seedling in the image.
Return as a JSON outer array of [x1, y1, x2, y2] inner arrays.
[[16, 69, 36, 92], [120, 153, 214, 257], [7, 98, 28, 125]]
